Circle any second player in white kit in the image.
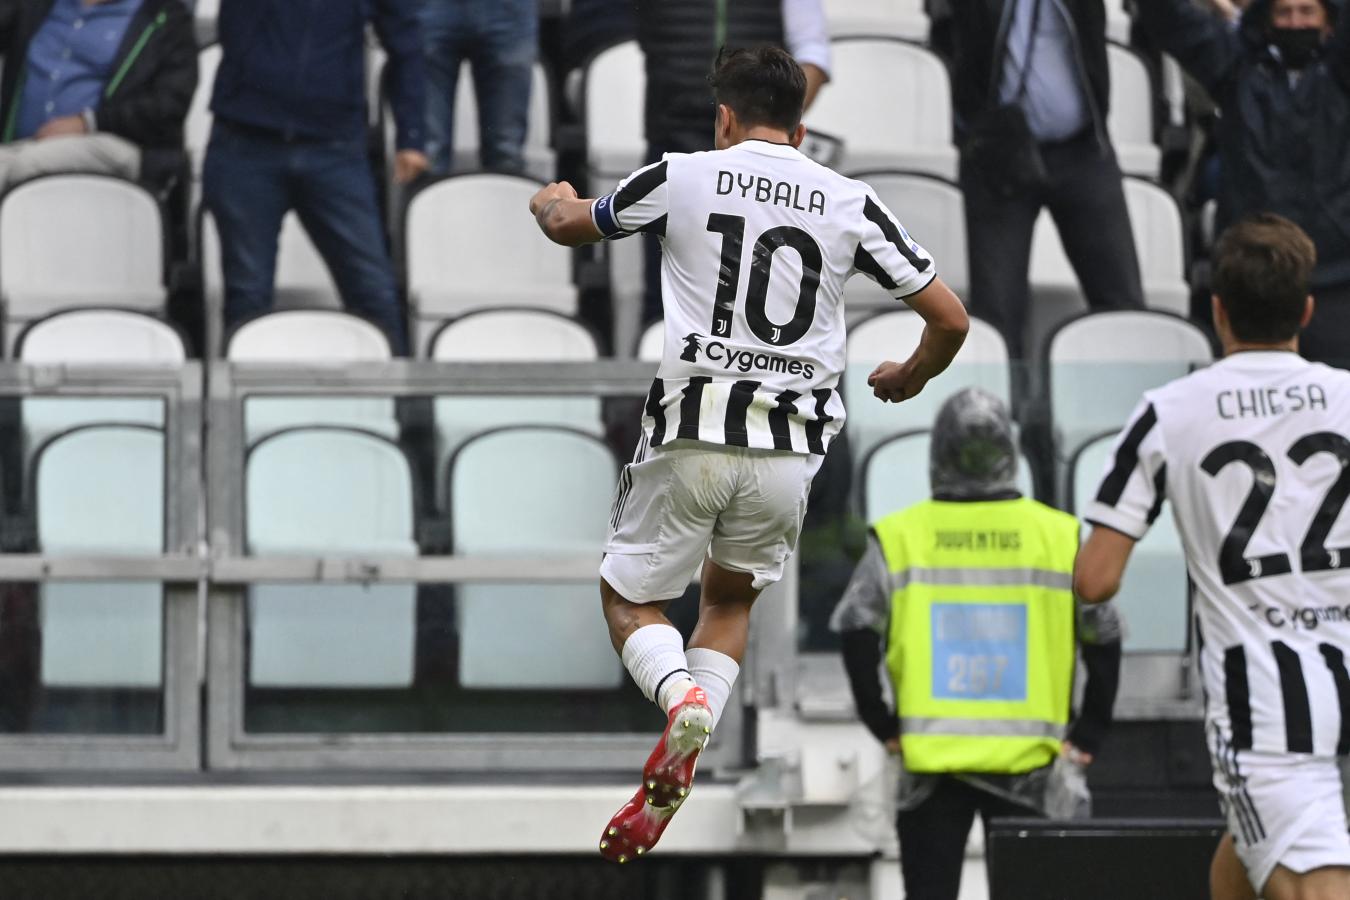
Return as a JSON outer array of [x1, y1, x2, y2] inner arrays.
[[529, 47, 969, 861], [1076, 214, 1350, 900]]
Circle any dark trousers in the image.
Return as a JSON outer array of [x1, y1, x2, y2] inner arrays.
[[961, 134, 1144, 360], [896, 776, 1031, 900], [1304, 281, 1350, 369], [203, 119, 409, 355]]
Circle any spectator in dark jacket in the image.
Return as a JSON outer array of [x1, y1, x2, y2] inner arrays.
[[936, 0, 1145, 360], [0, 0, 196, 192], [204, 0, 427, 355], [1135, 0, 1350, 367]]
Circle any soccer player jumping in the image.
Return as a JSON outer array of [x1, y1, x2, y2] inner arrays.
[[530, 47, 968, 862], [1076, 214, 1350, 900]]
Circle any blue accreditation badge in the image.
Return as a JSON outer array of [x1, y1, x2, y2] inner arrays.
[[930, 603, 1028, 702]]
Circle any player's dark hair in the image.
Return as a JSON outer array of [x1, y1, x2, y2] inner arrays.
[[1212, 213, 1316, 344], [708, 46, 807, 134]]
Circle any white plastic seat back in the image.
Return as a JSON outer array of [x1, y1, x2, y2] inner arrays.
[[609, 236, 647, 358], [194, 0, 219, 44], [1049, 311, 1212, 459], [1107, 43, 1161, 178], [406, 175, 578, 351], [452, 428, 622, 688], [247, 429, 418, 687], [228, 310, 398, 443], [805, 40, 956, 178], [850, 172, 968, 307], [637, 320, 663, 361], [0, 176, 165, 348], [1073, 434, 1187, 652], [431, 310, 602, 493], [583, 40, 646, 188], [36, 426, 164, 688], [825, 0, 928, 39], [846, 311, 1010, 461], [453, 61, 555, 179], [19, 310, 184, 464], [863, 431, 1035, 521]]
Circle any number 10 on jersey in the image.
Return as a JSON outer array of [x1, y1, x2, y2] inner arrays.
[[707, 213, 823, 347]]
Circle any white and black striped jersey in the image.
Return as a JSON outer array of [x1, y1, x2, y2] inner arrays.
[[1085, 351, 1350, 758], [591, 139, 937, 455]]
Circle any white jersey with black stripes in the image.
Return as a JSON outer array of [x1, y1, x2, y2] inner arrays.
[[1085, 351, 1350, 759], [591, 139, 936, 455]]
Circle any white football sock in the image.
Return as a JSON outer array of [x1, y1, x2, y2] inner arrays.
[[685, 647, 740, 731], [621, 624, 695, 713]]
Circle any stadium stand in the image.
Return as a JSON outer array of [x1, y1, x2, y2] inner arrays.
[[580, 39, 647, 194], [1107, 42, 1163, 179], [845, 310, 1011, 463], [805, 38, 957, 178], [35, 424, 164, 688], [405, 174, 579, 354], [0, 176, 166, 356], [636, 318, 663, 362], [850, 171, 969, 304], [429, 309, 603, 497], [451, 62, 557, 180], [246, 427, 418, 687], [226, 310, 398, 444], [861, 429, 1036, 521], [451, 426, 621, 689], [824, 0, 928, 40]]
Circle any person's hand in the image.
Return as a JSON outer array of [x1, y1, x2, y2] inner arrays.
[[393, 149, 429, 185], [868, 359, 930, 403], [884, 737, 901, 754], [1061, 741, 1094, 767], [35, 115, 87, 140], [529, 181, 579, 217]]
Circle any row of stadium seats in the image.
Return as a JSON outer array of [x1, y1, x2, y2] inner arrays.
[[580, 38, 1168, 186], [30, 421, 621, 691]]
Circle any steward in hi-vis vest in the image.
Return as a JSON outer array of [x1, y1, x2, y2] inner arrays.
[[832, 388, 1123, 900]]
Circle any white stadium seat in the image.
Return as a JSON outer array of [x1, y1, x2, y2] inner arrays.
[[405, 174, 578, 353], [36, 425, 165, 688], [431, 309, 602, 501], [825, 0, 928, 40], [18, 310, 185, 470], [862, 430, 1035, 521], [583, 40, 646, 192], [637, 319, 664, 361], [1107, 43, 1162, 179], [846, 310, 1010, 462], [608, 235, 648, 359], [849, 171, 968, 308], [453, 61, 556, 180], [451, 427, 622, 689], [247, 428, 419, 687], [1047, 310, 1213, 467], [227, 310, 398, 445], [0, 176, 165, 354], [805, 39, 957, 179], [1072, 434, 1188, 652], [200, 210, 343, 357]]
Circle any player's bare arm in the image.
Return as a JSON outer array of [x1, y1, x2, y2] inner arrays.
[[867, 276, 968, 403], [529, 181, 603, 247], [1073, 525, 1137, 604]]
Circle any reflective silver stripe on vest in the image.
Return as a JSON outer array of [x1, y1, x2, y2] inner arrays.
[[887, 566, 1073, 593], [900, 717, 1066, 739]]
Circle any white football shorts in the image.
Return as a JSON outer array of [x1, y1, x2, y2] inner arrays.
[[599, 437, 823, 603], [1211, 740, 1350, 893]]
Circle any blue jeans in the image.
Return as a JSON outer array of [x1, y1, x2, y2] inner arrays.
[[203, 120, 409, 355], [420, 0, 538, 175]]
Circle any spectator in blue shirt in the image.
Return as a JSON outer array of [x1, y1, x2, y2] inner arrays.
[[0, 0, 197, 192], [204, 0, 427, 355], [420, 0, 538, 176]]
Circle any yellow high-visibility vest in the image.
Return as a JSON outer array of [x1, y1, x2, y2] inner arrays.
[[874, 497, 1079, 774]]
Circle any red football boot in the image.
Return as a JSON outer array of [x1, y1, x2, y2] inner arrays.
[[599, 686, 712, 863]]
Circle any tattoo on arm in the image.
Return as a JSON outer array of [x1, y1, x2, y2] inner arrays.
[[536, 198, 563, 230]]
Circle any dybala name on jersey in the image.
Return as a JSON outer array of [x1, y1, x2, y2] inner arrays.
[[716, 170, 827, 215]]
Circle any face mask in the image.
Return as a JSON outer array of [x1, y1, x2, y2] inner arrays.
[[1270, 27, 1324, 69]]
